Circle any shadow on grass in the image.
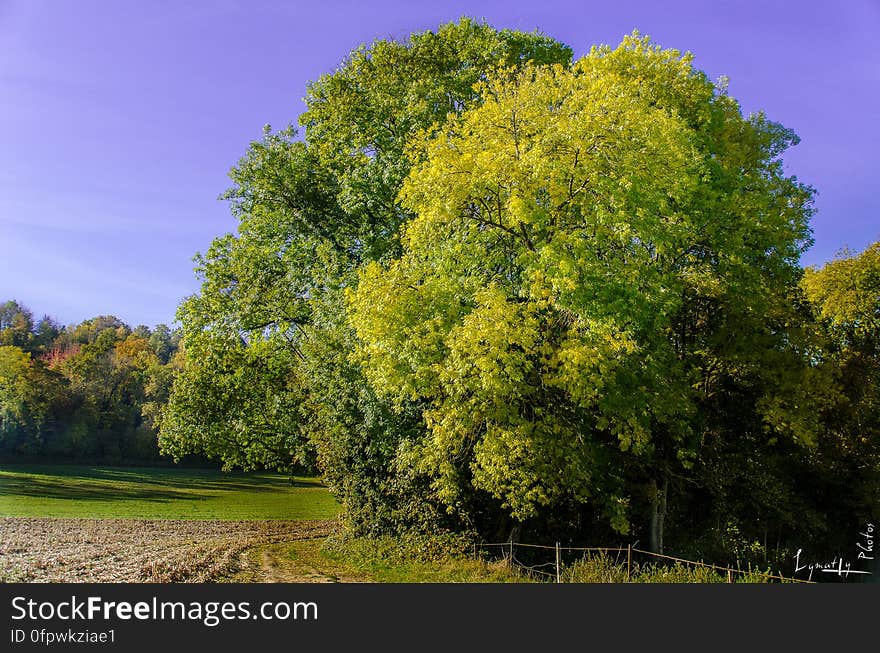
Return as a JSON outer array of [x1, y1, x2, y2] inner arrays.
[[98, 468, 326, 490], [0, 476, 205, 503], [0, 465, 328, 502]]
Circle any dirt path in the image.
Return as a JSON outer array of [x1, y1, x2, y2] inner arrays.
[[233, 539, 368, 583], [258, 543, 340, 582]]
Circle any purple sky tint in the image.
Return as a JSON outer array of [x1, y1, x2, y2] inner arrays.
[[1, 0, 877, 328]]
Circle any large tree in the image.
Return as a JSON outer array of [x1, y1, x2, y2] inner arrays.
[[348, 33, 815, 549], [0, 346, 65, 454], [0, 301, 34, 350], [159, 19, 572, 532]]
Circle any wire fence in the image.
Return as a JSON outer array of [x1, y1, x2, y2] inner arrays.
[[473, 540, 814, 584]]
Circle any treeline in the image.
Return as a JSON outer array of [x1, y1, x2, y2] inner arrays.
[[0, 301, 181, 463]]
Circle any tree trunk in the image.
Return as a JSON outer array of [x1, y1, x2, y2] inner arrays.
[[649, 479, 658, 553], [763, 525, 768, 563], [658, 476, 667, 554], [509, 524, 521, 546], [649, 476, 668, 554]]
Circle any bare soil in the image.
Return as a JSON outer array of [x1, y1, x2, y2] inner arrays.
[[0, 517, 337, 583]]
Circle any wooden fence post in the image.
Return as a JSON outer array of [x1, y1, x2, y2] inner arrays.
[[727, 569, 734, 584], [556, 542, 561, 583], [627, 544, 632, 581]]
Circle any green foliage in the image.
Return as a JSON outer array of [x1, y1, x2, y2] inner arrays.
[[349, 32, 814, 534], [148, 324, 180, 364], [300, 17, 572, 261], [0, 302, 34, 349], [160, 329, 310, 472], [0, 302, 60, 354], [296, 291, 445, 534], [804, 243, 880, 340], [147, 17, 875, 568], [163, 18, 574, 534], [797, 244, 880, 544], [0, 346, 59, 453]]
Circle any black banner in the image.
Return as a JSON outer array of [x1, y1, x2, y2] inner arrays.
[[1, 583, 876, 651]]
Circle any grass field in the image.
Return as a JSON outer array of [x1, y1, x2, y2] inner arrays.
[[229, 539, 527, 583], [0, 464, 340, 520]]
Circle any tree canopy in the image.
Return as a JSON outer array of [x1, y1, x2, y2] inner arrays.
[[156, 20, 877, 562], [159, 18, 573, 506], [348, 34, 815, 547]]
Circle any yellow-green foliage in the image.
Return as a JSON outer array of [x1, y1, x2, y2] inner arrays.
[[348, 33, 813, 530], [803, 242, 880, 337]]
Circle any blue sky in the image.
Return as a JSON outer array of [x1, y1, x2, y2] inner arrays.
[[1, 0, 877, 327]]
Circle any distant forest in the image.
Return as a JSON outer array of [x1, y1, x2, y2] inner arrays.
[[0, 300, 182, 464]]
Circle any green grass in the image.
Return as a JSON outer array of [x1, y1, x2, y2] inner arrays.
[[561, 553, 794, 583], [227, 537, 529, 583], [317, 535, 533, 583], [0, 464, 340, 520], [291, 537, 796, 584]]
